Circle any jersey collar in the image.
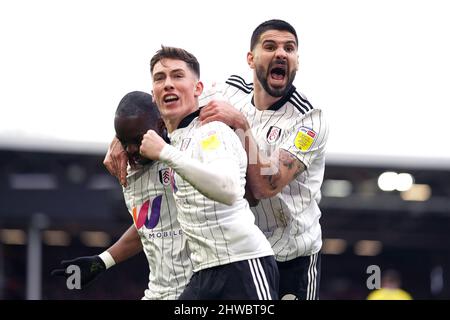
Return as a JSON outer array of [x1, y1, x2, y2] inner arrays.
[[177, 108, 201, 129], [251, 85, 296, 111]]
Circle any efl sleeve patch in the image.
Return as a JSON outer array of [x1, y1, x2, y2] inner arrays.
[[200, 133, 221, 151], [294, 127, 316, 151]]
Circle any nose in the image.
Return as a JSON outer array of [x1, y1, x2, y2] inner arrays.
[[163, 77, 174, 90], [275, 46, 288, 60]]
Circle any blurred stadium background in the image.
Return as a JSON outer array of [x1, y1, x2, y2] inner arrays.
[[1, 146, 449, 300]]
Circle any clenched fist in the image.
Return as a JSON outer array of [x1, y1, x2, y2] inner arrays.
[[140, 129, 167, 160]]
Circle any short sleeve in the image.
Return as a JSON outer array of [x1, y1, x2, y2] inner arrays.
[[279, 109, 329, 168]]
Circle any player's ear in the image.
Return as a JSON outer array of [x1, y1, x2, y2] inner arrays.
[[194, 81, 204, 98], [151, 90, 155, 103], [247, 51, 255, 69]]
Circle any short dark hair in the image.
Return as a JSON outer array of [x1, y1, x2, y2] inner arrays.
[[150, 46, 200, 79], [250, 19, 298, 51], [115, 91, 160, 119]]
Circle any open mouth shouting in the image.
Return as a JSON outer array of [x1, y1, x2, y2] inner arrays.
[[163, 94, 179, 105], [269, 61, 287, 87]]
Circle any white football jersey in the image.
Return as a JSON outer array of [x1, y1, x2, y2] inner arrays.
[[168, 113, 274, 272], [200, 75, 329, 261], [123, 161, 193, 299]]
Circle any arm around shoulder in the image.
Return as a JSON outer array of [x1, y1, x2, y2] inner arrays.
[[159, 143, 241, 206]]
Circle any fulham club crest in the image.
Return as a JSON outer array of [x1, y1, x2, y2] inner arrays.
[[266, 126, 282, 144], [159, 168, 171, 186]]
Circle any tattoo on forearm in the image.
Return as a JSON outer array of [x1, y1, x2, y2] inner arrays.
[[281, 151, 305, 179], [281, 157, 295, 170], [263, 151, 304, 191]]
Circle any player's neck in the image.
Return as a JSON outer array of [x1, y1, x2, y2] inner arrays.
[[253, 82, 282, 111], [163, 105, 199, 133], [163, 115, 184, 133]]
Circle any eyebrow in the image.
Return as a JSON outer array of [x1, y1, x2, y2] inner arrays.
[[170, 68, 185, 73], [153, 68, 185, 77], [262, 39, 297, 46]]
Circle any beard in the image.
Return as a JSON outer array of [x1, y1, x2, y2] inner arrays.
[[255, 64, 296, 98]]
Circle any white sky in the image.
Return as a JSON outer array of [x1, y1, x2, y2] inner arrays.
[[0, 0, 449, 166]]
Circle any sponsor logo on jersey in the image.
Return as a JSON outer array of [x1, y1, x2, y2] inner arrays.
[[266, 126, 282, 144], [180, 138, 191, 151], [132, 195, 162, 229], [145, 229, 183, 240], [169, 168, 178, 193], [294, 127, 316, 151], [200, 132, 221, 151], [159, 168, 171, 186]]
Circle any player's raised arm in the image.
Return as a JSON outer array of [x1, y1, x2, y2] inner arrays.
[[239, 120, 306, 199], [200, 102, 327, 200], [140, 127, 241, 206], [103, 136, 128, 187], [199, 103, 301, 199]]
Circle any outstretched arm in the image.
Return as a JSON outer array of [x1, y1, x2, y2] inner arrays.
[[51, 225, 142, 288], [106, 225, 142, 264]]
